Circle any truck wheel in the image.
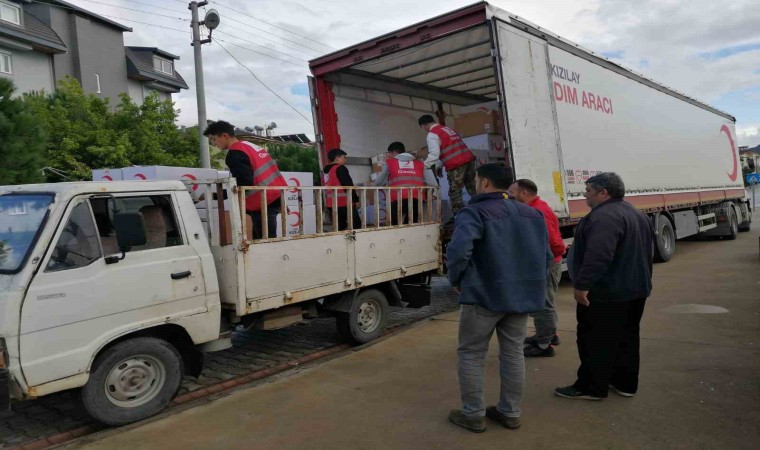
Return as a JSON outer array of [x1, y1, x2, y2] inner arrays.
[[654, 216, 675, 262], [81, 337, 184, 426], [726, 209, 738, 240], [336, 289, 389, 345]]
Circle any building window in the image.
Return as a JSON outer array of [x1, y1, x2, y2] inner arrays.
[[0, 1, 21, 26], [153, 56, 173, 75], [95, 73, 101, 93], [0, 51, 11, 74]]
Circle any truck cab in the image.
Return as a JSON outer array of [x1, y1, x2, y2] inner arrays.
[[1, 181, 220, 423]]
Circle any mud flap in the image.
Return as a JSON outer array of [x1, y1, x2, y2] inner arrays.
[[0, 369, 10, 412]]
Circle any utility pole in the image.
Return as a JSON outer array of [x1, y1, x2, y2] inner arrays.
[[190, 1, 211, 168]]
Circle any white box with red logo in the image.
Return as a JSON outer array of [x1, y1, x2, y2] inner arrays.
[[462, 134, 507, 159], [281, 172, 314, 207], [121, 166, 220, 199], [276, 204, 317, 237], [92, 168, 123, 181]]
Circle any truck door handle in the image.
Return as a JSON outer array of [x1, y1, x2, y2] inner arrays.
[[171, 271, 192, 280]]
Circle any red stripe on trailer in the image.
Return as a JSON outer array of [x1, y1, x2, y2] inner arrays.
[[314, 77, 340, 169], [567, 189, 747, 219]]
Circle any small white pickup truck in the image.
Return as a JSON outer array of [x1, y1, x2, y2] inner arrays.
[[0, 179, 440, 425]]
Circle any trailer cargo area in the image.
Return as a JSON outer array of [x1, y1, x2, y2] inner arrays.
[[308, 1, 751, 260]]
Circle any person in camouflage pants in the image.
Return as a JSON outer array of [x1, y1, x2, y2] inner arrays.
[[448, 160, 478, 216]]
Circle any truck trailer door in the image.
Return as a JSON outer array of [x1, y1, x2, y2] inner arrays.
[[494, 21, 568, 217]]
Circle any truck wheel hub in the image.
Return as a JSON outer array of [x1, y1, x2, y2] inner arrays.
[[105, 355, 166, 407]]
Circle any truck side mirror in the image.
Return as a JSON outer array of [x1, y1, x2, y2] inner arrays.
[[105, 213, 147, 264]]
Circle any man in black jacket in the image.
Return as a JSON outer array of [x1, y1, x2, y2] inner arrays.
[[555, 172, 654, 401], [323, 148, 361, 231]]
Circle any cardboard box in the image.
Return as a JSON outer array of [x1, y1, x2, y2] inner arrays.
[[371, 152, 390, 173], [281, 171, 315, 206], [462, 134, 508, 159], [452, 110, 503, 137], [92, 168, 122, 181], [276, 204, 317, 237], [121, 166, 220, 200]]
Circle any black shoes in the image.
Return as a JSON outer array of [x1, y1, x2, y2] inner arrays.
[[523, 343, 555, 357], [554, 385, 603, 401], [485, 406, 521, 429]]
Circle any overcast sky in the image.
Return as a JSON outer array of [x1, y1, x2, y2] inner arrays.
[[66, 0, 760, 146]]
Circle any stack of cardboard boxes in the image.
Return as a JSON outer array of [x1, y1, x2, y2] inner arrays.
[[92, 166, 317, 238]]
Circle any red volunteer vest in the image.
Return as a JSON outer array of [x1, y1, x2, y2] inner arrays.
[[324, 164, 348, 208], [387, 158, 426, 202], [430, 124, 475, 171], [229, 141, 287, 212]]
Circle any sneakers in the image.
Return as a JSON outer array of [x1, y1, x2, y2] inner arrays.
[[523, 343, 555, 357], [554, 385, 603, 401], [448, 409, 486, 433], [485, 406, 521, 429], [609, 384, 635, 397], [524, 334, 561, 347]]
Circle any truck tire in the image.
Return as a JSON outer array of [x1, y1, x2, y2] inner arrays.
[[654, 216, 675, 262], [726, 209, 738, 240], [336, 289, 389, 345], [81, 337, 184, 426]]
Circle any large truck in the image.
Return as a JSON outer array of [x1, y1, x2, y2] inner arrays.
[[307, 1, 752, 260], [0, 179, 440, 425]]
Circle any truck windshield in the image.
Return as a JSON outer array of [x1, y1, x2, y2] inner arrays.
[[0, 194, 54, 274]]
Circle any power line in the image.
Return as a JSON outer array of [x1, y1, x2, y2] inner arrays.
[[61, 0, 188, 21], [219, 21, 319, 57], [210, 0, 335, 50], [213, 37, 307, 69], [215, 30, 309, 63], [218, 13, 326, 55], [215, 40, 313, 125], [123, 0, 186, 15]]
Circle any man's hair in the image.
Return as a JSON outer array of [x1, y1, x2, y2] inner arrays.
[[418, 114, 436, 126], [514, 179, 538, 195], [476, 163, 513, 190], [203, 120, 235, 137], [586, 172, 625, 199], [327, 148, 347, 162], [387, 141, 406, 153]]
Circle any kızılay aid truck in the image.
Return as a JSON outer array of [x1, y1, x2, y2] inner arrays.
[[307, 1, 752, 256]]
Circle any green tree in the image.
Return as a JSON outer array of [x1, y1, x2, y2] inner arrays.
[[266, 143, 320, 185], [23, 77, 205, 182], [0, 78, 46, 185]]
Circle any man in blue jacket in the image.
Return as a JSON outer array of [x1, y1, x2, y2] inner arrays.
[[446, 163, 553, 433]]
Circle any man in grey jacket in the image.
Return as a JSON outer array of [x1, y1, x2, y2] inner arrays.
[[556, 172, 654, 401]]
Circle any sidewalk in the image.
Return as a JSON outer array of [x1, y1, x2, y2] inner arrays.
[[74, 227, 760, 450]]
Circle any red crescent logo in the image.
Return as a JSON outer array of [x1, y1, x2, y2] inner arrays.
[[133, 174, 147, 180], [288, 211, 301, 227], [288, 177, 301, 193], [721, 125, 738, 182], [101, 175, 113, 181], [476, 107, 489, 112], [181, 173, 199, 191]]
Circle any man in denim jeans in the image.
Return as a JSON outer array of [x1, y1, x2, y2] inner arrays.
[[446, 163, 553, 433]]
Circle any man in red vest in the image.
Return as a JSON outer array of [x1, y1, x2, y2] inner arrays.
[[204, 121, 287, 239], [419, 115, 477, 223], [323, 148, 361, 231], [375, 142, 437, 225]]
